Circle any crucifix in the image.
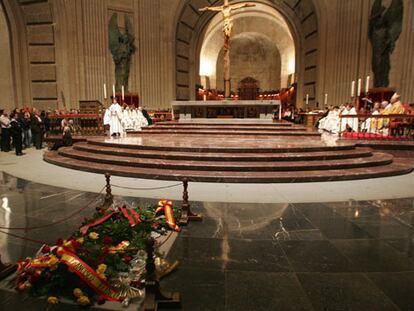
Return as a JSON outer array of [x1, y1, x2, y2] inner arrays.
[[200, 0, 256, 98]]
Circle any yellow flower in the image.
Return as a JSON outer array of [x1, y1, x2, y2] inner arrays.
[[23, 281, 32, 289], [47, 296, 59, 304], [96, 264, 107, 274], [77, 295, 90, 306], [64, 240, 73, 248], [48, 255, 59, 266], [77, 237, 84, 244], [89, 232, 99, 240], [73, 288, 83, 298], [98, 273, 107, 280]]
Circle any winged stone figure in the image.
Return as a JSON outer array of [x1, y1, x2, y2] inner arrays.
[[109, 13, 135, 92], [368, 0, 403, 87]]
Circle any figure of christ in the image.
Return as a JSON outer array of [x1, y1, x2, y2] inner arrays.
[[200, 0, 255, 98]]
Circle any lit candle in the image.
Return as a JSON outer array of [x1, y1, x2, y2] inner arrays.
[[365, 75, 370, 94], [306, 94, 309, 105], [357, 78, 361, 96], [324, 93, 328, 106], [103, 83, 107, 99], [121, 85, 125, 100], [112, 84, 116, 98], [351, 80, 355, 98], [203, 93, 207, 102]]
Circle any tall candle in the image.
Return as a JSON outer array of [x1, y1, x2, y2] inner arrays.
[[121, 85, 125, 100], [365, 75, 370, 94], [324, 93, 328, 106], [306, 94, 309, 105], [103, 83, 107, 99], [357, 78, 361, 96], [112, 84, 116, 98], [351, 81, 355, 98]]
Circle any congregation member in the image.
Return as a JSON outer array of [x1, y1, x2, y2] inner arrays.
[[51, 119, 74, 151], [0, 110, 11, 152], [19, 107, 32, 148], [31, 108, 44, 149], [9, 113, 24, 156]]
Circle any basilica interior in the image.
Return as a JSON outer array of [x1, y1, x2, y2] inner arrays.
[[1, 0, 414, 310]]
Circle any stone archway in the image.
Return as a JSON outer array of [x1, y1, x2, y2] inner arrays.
[[174, 0, 320, 107]]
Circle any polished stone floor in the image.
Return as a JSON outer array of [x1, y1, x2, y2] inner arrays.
[[1, 172, 414, 310]]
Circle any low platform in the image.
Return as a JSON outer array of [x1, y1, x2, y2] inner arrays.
[[44, 122, 413, 183]]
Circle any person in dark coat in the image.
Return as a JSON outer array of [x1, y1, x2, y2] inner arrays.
[[10, 113, 24, 156], [0, 109, 11, 152], [31, 109, 44, 149]]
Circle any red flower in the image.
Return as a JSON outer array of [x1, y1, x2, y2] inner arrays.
[[41, 245, 51, 253], [71, 240, 81, 249], [97, 257, 105, 264], [102, 247, 110, 254], [123, 256, 132, 263], [96, 296, 106, 305], [56, 239, 64, 246], [103, 236, 113, 245]]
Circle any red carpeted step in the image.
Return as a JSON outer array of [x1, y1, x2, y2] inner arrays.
[[44, 152, 413, 183]]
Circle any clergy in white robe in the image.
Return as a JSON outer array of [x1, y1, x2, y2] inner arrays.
[[108, 100, 123, 135], [122, 106, 134, 131], [340, 105, 359, 132], [137, 107, 149, 128]]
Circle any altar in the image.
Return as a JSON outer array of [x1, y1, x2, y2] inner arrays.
[[171, 100, 282, 120]]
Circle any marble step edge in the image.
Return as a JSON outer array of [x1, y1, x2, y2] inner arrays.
[[86, 139, 354, 153], [137, 130, 320, 136], [156, 122, 292, 127], [43, 152, 413, 183], [144, 126, 306, 131], [73, 143, 373, 162], [57, 148, 393, 172]]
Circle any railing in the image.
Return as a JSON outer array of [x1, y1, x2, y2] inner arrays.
[[338, 114, 414, 140], [49, 113, 104, 136]]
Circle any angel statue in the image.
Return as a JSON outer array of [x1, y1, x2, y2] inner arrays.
[[109, 13, 135, 92], [368, 0, 403, 87]]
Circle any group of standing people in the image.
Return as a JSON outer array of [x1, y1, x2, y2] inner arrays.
[[104, 98, 151, 136], [317, 92, 406, 135], [0, 107, 49, 156]]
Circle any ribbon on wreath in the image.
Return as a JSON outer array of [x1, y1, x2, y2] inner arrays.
[[156, 200, 180, 232], [80, 207, 141, 235], [59, 248, 122, 301]]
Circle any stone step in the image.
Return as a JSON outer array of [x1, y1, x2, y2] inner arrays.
[[138, 129, 319, 136], [87, 137, 355, 153], [58, 148, 393, 172], [44, 152, 413, 183], [73, 142, 373, 162], [146, 125, 306, 131], [157, 121, 292, 126]]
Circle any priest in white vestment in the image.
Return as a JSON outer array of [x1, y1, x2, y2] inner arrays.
[[107, 99, 123, 136], [340, 104, 359, 132]]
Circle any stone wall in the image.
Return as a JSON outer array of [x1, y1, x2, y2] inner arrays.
[[2, 0, 414, 110], [0, 5, 14, 111]]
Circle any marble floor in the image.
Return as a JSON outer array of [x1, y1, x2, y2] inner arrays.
[[0, 172, 414, 310]]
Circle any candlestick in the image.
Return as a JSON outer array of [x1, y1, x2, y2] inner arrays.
[[351, 81, 355, 98], [112, 84, 116, 99], [357, 78, 361, 96], [305, 94, 309, 105], [203, 94, 207, 102], [365, 76, 370, 94], [103, 83, 107, 99], [121, 85, 125, 101], [324, 93, 328, 106]]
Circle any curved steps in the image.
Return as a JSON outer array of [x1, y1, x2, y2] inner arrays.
[[58, 147, 393, 172], [73, 142, 374, 162], [44, 152, 412, 183]]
